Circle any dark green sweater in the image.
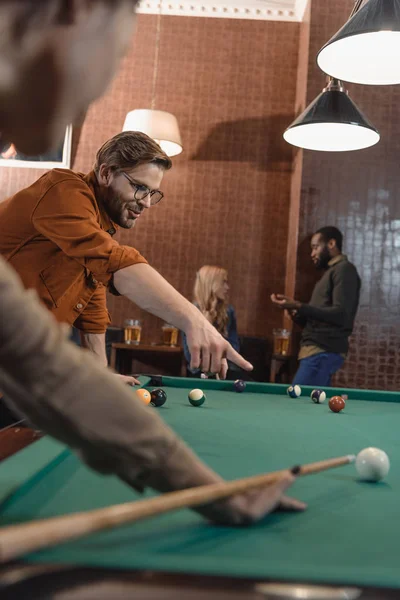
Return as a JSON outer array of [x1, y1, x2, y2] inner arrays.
[[296, 256, 361, 355]]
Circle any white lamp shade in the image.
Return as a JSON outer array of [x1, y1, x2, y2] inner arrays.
[[317, 0, 400, 85], [318, 31, 400, 86], [123, 109, 183, 157], [283, 122, 380, 152], [283, 81, 380, 152]]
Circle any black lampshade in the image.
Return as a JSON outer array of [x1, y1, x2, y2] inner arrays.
[[317, 0, 400, 85], [283, 80, 380, 152]]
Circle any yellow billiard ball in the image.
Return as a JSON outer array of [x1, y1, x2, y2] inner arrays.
[[135, 388, 151, 405]]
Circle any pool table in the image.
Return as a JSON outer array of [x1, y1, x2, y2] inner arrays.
[[0, 376, 399, 599]]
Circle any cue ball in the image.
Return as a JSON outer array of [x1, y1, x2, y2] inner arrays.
[[135, 388, 152, 405], [328, 396, 345, 413], [188, 389, 206, 407], [356, 447, 390, 482], [234, 379, 246, 393], [287, 385, 301, 398], [311, 389, 326, 403], [150, 388, 167, 407]]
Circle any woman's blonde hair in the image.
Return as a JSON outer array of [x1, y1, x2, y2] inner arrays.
[[194, 266, 229, 336]]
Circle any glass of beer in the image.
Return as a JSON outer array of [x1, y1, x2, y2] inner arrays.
[[162, 323, 179, 346], [273, 328, 291, 356], [124, 319, 142, 345]]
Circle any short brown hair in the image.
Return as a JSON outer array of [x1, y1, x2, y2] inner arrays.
[[94, 131, 172, 173]]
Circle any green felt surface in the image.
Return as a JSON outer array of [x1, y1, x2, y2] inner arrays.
[[1, 378, 400, 588], [0, 437, 66, 505]]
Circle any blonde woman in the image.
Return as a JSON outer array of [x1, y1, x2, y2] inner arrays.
[[183, 266, 240, 378]]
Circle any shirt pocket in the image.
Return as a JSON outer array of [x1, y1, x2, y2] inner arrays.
[[39, 257, 84, 308]]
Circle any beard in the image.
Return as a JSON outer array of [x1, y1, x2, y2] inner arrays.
[[315, 246, 331, 269], [102, 187, 138, 229]]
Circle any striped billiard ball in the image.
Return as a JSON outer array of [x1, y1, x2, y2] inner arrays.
[[287, 385, 301, 398], [188, 389, 206, 407], [311, 389, 326, 403]]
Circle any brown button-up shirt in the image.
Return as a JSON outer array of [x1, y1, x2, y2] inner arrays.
[[0, 169, 147, 333]]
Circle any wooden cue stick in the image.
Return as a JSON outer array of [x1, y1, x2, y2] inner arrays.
[[0, 454, 355, 563]]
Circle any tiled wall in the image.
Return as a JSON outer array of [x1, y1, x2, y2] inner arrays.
[[73, 15, 300, 345], [297, 0, 400, 390]]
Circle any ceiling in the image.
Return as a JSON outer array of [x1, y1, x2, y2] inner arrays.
[[137, 0, 309, 22]]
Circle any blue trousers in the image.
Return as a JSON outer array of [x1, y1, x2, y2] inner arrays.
[[293, 352, 345, 387], [69, 327, 81, 346]]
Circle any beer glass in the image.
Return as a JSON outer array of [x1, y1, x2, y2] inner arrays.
[[273, 328, 291, 356], [162, 323, 178, 346], [124, 319, 142, 345]]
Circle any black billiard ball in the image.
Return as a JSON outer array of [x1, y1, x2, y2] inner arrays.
[[150, 388, 167, 407], [234, 379, 246, 393]]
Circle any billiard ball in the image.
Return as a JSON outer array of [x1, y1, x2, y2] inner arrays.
[[135, 388, 151, 405], [311, 389, 326, 403], [287, 385, 301, 398], [188, 388, 206, 407], [356, 447, 390, 482], [150, 388, 167, 407], [328, 395, 345, 413], [234, 379, 246, 393]]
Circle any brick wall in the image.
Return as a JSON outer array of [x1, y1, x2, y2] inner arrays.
[[77, 15, 301, 345], [3, 9, 395, 390]]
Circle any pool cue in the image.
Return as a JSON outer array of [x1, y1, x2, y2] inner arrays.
[[0, 454, 355, 563]]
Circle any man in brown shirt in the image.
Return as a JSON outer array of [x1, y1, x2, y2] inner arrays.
[[0, 131, 254, 379], [0, 0, 304, 525]]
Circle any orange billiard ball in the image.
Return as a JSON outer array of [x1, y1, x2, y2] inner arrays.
[[135, 388, 152, 405], [329, 395, 345, 413]]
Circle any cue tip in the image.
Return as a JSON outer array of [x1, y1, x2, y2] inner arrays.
[[347, 454, 356, 463]]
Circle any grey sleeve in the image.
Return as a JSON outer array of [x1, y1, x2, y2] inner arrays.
[[0, 258, 180, 491], [0, 259, 251, 525], [291, 311, 307, 328], [297, 265, 359, 327]]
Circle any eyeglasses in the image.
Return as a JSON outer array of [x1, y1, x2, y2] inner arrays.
[[121, 172, 164, 205]]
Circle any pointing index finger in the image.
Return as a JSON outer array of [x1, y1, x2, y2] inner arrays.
[[225, 347, 253, 372]]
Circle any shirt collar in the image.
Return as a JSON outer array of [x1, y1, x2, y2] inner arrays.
[[328, 254, 346, 267], [83, 170, 118, 236]]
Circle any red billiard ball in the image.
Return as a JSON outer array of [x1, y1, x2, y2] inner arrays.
[[329, 396, 345, 413]]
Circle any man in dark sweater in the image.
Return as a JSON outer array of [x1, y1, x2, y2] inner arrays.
[[271, 226, 361, 387]]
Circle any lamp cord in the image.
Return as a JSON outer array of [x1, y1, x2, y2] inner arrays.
[[349, 0, 364, 18], [327, 0, 364, 85], [151, 2, 162, 110]]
